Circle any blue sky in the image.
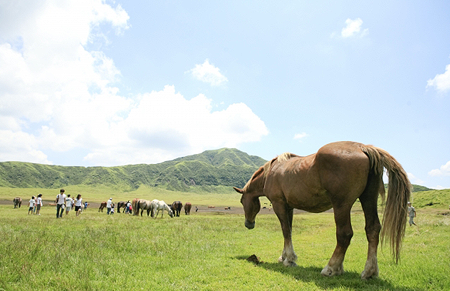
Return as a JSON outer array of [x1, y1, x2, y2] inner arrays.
[[0, 1, 449, 189]]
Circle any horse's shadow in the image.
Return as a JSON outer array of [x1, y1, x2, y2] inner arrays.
[[233, 256, 420, 291]]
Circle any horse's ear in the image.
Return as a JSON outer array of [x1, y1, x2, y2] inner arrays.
[[233, 187, 243, 194]]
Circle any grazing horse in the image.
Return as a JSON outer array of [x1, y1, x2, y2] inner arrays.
[[184, 202, 192, 215], [171, 201, 183, 217], [98, 202, 107, 212], [234, 141, 411, 280], [150, 199, 174, 218], [117, 201, 126, 213], [13, 197, 22, 208]]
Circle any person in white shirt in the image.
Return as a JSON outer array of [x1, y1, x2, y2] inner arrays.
[[126, 201, 131, 214], [65, 194, 74, 216], [36, 194, 43, 215], [106, 198, 113, 215], [74, 194, 83, 216], [55, 189, 66, 218], [28, 196, 36, 215]]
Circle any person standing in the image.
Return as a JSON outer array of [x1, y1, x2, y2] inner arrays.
[[55, 189, 66, 218], [28, 196, 36, 215], [408, 202, 416, 226], [126, 200, 131, 214], [106, 198, 113, 215], [84, 201, 88, 210], [65, 194, 74, 216], [74, 194, 83, 216], [36, 194, 43, 215]]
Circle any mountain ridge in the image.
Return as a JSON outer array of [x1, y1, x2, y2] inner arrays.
[[0, 148, 266, 191]]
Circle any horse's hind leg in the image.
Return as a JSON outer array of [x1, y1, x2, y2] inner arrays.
[[359, 173, 382, 279], [321, 204, 353, 277]]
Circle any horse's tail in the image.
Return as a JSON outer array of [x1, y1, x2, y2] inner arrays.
[[361, 145, 411, 263]]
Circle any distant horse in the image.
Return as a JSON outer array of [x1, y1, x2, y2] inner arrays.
[[98, 202, 107, 212], [136, 199, 152, 216], [234, 141, 411, 280], [184, 202, 192, 215], [171, 201, 183, 217], [13, 197, 22, 208], [117, 201, 126, 213], [150, 199, 173, 218]]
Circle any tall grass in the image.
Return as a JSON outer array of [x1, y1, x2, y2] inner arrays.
[[1, 205, 449, 290]]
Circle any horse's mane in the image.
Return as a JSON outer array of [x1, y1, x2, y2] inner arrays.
[[277, 152, 295, 163], [243, 152, 296, 192]]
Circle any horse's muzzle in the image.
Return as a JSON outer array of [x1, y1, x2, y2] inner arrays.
[[245, 220, 255, 229]]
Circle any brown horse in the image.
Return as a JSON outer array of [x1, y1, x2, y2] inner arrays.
[[117, 201, 126, 213], [171, 201, 183, 217], [184, 202, 192, 215], [13, 197, 22, 208], [131, 198, 140, 216], [98, 201, 107, 212], [234, 141, 411, 280]]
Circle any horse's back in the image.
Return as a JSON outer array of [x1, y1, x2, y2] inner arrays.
[[266, 141, 371, 212]]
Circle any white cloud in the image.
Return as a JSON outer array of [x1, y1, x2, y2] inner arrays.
[[293, 132, 308, 141], [0, 1, 268, 167], [407, 172, 424, 185], [429, 161, 450, 177], [188, 59, 228, 86], [341, 18, 369, 38], [84, 86, 269, 166], [427, 64, 450, 93], [0, 130, 50, 164]]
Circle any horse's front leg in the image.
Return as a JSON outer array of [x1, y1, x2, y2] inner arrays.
[[273, 203, 297, 267]]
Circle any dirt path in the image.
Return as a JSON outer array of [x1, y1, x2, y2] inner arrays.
[[1, 199, 316, 215]]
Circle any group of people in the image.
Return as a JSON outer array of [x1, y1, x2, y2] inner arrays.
[[56, 189, 86, 218], [105, 198, 132, 215], [26, 189, 89, 218], [28, 194, 43, 215]]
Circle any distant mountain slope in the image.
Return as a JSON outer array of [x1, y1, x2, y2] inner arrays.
[[0, 148, 266, 191], [0, 149, 435, 193]]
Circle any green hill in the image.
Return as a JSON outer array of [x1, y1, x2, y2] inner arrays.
[[411, 188, 450, 209], [0, 148, 266, 192]]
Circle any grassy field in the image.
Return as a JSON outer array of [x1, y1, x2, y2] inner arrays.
[[1, 199, 449, 290]]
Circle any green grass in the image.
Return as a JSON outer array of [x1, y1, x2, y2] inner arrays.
[[1, 203, 449, 290]]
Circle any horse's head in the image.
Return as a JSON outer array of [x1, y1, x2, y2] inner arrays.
[[234, 164, 268, 229], [168, 207, 174, 218], [234, 187, 261, 229]]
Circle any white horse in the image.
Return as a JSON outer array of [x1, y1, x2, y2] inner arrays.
[[150, 199, 173, 218]]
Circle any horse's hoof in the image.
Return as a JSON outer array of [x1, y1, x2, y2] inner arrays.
[[361, 269, 378, 280], [321, 266, 333, 277], [321, 265, 344, 277], [283, 260, 297, 267]]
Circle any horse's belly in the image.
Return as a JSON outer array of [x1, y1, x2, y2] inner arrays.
[[287, 191, 332, 213]]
